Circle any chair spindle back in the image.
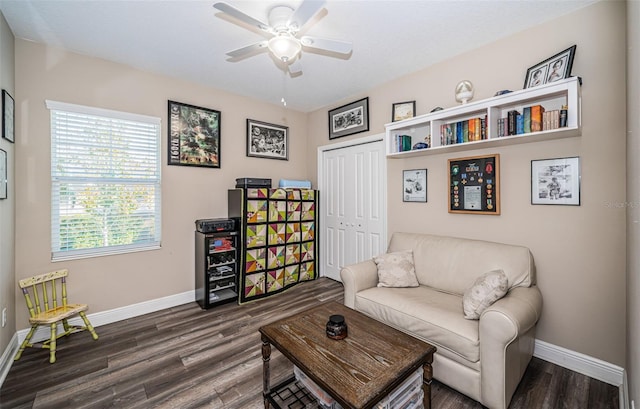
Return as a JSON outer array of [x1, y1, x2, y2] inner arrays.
[[19, 269, 69, 318]]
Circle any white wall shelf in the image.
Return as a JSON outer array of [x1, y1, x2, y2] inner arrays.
[[385, 77, 582, 158]]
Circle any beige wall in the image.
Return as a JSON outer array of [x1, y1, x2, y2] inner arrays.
[[627, 0, 639, 404], [0, 11, 15, 359], [308, 1, 627, 366], [13, 40, 309, 326]]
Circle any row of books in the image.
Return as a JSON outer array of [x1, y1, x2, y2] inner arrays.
[[439, 115, 488, 146], [395, 134, 413, 152], [497, 105, 568, 137]]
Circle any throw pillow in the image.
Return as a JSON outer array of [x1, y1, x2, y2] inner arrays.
[[373, 250, 420, 288], [462, 269, 509, 320]]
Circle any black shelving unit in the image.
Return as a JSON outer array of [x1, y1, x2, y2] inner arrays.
[[195, 228, 239, 309]]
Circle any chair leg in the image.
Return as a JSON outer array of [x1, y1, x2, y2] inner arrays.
[[79, 312, 99, 340], [14, 325, 37, 361], [49, 323, 57, 363]]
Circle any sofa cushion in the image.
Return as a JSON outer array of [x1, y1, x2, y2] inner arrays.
[[373, 250, 419, 288], [462, 270, 508, 319], [355, 286, 480, 363], [387, 233, 535, 295]]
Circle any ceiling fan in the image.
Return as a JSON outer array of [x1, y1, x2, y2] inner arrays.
[[213, 0, 352, 75]]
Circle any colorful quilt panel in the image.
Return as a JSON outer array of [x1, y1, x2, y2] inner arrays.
[[246, 248, 266, 273], [301, 201, 315, 221], [246, 224, 267, 248], [300, 261, 315, 281], [244, 273, 265, 297], [301, 241, 314, 262], [267, 269, 285, 293], [268, 223, 286, 246], [285, 244, 300, 265], [247, 188, 268, 199], [287, 201, 301, 221], [269, 200, 287, 222], [269, 188, 287, 200], [284, 264, 299, 285], [301, 221, 315, 242], [247, 200, 268, 223], [267, 246, 286, 269], [286, 223, 301, 243]]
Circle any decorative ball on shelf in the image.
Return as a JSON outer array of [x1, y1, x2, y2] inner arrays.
[[455, 80, 474, 104]]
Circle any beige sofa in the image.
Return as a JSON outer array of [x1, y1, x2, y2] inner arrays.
[[340, 232, 543, 409]]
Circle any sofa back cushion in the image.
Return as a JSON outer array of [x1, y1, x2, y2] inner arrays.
[[387, 233, 535, 295]]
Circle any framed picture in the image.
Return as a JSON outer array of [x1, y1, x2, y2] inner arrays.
[[328, 97, 369, 140], [524, 45, 576, 88], [392, 101, 416, 122], [448, 154, 500, 215], [531, 157, 580, 205], [2, 90, 14, 143], [0, 149, 6, 199], [403, 169, 427, 202], [246, 119, 288, 160], [167, 100, 221, 168]]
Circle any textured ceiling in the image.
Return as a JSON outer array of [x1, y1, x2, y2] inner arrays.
[[0, 0, 598, 112]]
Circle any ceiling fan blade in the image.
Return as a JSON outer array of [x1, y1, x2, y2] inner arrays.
[[226, 41, 269, 59], [287, 0, 325, 32], [300, 36, 352, 55], [213, 2, 271, 32]]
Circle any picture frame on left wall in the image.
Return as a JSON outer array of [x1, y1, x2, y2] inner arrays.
[[167, 100, 221, 168], [2, 90, 14, 143], [0, 149, 7, 199]]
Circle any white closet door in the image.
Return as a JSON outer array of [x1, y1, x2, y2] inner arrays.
[[320, 138, 386, 282]]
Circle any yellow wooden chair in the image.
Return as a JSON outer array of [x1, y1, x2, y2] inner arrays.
[[14, 269, 99, 363]]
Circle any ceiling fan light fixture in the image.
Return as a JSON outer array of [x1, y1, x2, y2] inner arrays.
[[268, 34, 301, 63]]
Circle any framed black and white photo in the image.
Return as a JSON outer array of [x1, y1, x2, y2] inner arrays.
[[167, 100, 221, 168], [0, 149, 6, 199], [328, 97, 369, 140], [392, 101, 416, 122], [531, 157, 580, 205], [246, 119, 288, 160], [2, 90, 14, 143], [524, 45, 576, 89], [403, 169, 427, 202]]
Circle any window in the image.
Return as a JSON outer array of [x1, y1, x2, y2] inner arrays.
[[47, 100, 161, 261]]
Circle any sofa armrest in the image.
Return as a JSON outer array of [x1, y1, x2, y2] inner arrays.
[[479, 286, 543, 409], [339, 260, 379, 308]]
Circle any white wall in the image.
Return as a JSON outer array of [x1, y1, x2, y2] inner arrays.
[[0, 11, 15, 360], [307, 1, 627, 367], [626, 0, 639, 405]]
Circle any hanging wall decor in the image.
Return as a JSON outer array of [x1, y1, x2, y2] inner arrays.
[[2, 90, 14, 143], [168, 100, 221, 168], [531, 156, 580, 205], [448, 154, 500, 215], [328, 97, 369, 139]]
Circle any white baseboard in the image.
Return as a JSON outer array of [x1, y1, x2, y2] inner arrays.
[[0, 332, 19, 387], [534, 339, 627, 408], [0, 290, 194, 388]]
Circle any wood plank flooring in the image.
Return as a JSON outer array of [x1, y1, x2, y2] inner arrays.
[[0, 278, 618, 409]]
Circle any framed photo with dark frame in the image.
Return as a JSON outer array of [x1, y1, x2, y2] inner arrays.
[[531, 156, 580, 205], [403, 169, 427, 202], [2, 90, 14, 143], [246, 119, 288, 160], [167, 100, 221, 168], [328, 97, 369, 140], [524, 45, 576, 89], [392, 101, 416, 122], [448, 154, 500, 215], [0, 148, 6, 199]]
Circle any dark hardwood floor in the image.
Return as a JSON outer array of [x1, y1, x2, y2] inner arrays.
[[0, 278, 618, 409]]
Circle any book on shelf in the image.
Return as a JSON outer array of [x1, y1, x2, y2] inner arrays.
[[507, 110, 520, 135], [516, 114, 524, 135], [531, 105, 545, 132], [523, 107, 531, 134], [395, 134, 413, 152]]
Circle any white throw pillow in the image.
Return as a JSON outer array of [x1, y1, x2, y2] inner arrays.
[[373, 250, 419, 288], [463, 269, 509, 319]]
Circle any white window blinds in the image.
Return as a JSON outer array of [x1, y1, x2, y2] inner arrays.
[[47, 100, 161, 261]]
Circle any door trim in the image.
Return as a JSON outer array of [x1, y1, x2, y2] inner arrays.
[[317, 133, 387, 279]]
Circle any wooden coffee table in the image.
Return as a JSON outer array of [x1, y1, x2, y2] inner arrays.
[[259, 301, 436, 409]]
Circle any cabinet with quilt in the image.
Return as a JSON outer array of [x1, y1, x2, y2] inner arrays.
[[228, 188, 317, 303]]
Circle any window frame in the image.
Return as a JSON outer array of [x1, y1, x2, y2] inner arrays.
[[47, 100, 162, 261]]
